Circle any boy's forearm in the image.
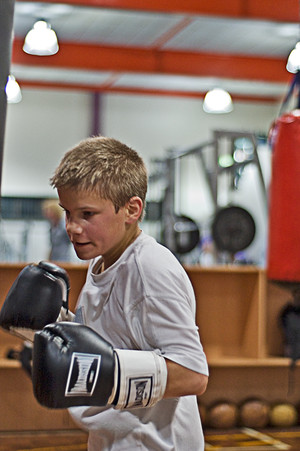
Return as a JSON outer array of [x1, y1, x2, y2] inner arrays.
[[164, 359, 208, 398]]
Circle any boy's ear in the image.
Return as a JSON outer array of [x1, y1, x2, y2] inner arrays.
[[125, 196, 143, 223]]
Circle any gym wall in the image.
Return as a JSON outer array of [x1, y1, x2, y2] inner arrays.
[[3, 89, 278, 197], [1, 88, 278, 263]]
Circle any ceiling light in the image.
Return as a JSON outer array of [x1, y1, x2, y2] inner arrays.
[[5, 75, 22, 104], [203, 88, 233, 114], [286, 42, 300, 73], [23, 19, 59, 56]]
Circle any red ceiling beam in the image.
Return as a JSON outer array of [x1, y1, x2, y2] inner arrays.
[[12, 39, 291, 84], [19, 80, 280, 103], [161, 51, 290, 83], [16, 0, 300, 22]]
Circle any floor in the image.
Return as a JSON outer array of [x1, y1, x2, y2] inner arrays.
[[204, 427, 300, 450], [0, 430, 88, 451], [1, 428, 300, 450]]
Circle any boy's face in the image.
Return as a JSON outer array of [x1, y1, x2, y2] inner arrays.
[[57, 187, 139, 264]]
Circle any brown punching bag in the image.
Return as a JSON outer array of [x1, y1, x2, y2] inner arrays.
[[267, 75, 300, 283]]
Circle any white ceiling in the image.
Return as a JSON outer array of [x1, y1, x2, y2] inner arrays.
[[10, 1, 300, 103]]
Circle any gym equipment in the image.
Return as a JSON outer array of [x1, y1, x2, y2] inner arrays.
[[239, 398, 270, 428], [32, 322, 167, 410], [280, 290, 300, 363], [212, 205, 256, 254], [197, 401, 207, 427], [0, 0, 15, 201], [161, 156, 200, 255], [162, 213, 200, 255], [269, 402, 298, 427], [0, 261, 71, 341], [267, 73, 300, 284], [155, 130, 266, 259], [207, 401, 238, 429], [6, 342, 32, 377]]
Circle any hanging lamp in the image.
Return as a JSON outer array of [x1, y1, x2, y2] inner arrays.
[[23, 19, 59, 56]]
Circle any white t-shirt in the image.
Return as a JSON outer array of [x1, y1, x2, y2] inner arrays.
[[69, 232, 208, 450]]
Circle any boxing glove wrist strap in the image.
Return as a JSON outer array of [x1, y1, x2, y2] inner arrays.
[[9, 327, 36, 343], [108, 349, 167, 409], [9, 306, 75, 343], [57, 307, 75, 323]]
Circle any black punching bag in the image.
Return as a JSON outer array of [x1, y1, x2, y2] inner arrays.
[[0, 0, 16, 202]]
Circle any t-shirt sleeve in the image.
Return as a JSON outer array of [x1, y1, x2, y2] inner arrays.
[[128, 254, 209, 376]]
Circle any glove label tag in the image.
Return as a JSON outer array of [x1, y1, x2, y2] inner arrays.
[[125, 376, 153, 408], [65, 352, 101, 397]]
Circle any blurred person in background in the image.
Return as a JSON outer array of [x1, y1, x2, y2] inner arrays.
[[42, 199, 72, 262]]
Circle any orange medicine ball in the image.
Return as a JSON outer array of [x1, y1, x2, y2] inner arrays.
[[207, 401, 238, 429], [240, 398, 270, 428]]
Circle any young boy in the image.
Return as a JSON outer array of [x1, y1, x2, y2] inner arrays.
[[49, 136, 209, 450]]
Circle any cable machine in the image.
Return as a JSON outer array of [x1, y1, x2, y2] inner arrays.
[[151, 130, 267, 260]]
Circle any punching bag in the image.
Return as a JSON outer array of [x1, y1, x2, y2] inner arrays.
[[0, 0, 16, 200], [267, 87, 300, 283]]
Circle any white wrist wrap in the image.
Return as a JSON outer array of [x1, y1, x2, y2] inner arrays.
[[110, 349, 167, 410], [56, 307, 75, 323]]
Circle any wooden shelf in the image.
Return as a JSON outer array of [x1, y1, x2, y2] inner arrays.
[[0, 357, 20, 369], [183, 265, 300, 406], [185, 264, 263, 274], [207, 357, 295, 367], [0, 365, 78, 431], [0, 262, 297, 428], [184, 265, 267, 360], [0, 263, 88, 431]]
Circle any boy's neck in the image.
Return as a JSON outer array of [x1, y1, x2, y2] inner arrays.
[[102, 226, 141, 271]]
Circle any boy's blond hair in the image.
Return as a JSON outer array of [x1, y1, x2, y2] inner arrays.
[[50, 136, 148, 218]]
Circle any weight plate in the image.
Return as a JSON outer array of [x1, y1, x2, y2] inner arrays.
[[212, 206, 256, 253]]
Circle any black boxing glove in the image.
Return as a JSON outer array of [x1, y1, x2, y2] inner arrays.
[[32, 322, 167, 410], [0, 261, 73, 342]]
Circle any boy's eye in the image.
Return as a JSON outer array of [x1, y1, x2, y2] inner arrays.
[[83, 211, 94, 219]]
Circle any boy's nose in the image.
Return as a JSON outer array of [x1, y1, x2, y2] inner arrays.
[[66, 220, 82, 235]]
